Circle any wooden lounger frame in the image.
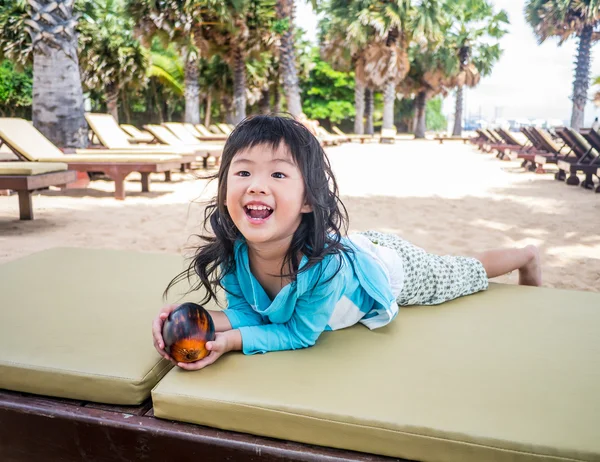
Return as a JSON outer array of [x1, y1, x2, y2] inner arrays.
[[0, 389, 404, 462], [433, 136, 469, 144], [0, 170, 77, 219], [556, 128, 600, 191]]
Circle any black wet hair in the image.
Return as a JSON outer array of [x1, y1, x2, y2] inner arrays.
[[165, 114, 349, 304]]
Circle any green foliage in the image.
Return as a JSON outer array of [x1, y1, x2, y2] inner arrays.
[[78, 0, 149, 94], [426, 97, 446, 131], [0, 60, 32, 116], [300, 48, 355, 124], [525, 0, 600, 44]]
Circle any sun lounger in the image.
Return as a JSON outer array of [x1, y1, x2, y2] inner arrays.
[[379, 128, 397, 144], [0, 162, 76, 219], [497, 128, 551, 171], [85, 112, 198, 176], [526, 127, 574, 178], [181, 123, 227, 142], [0, 118, 182, 200], [433, 135, 470, 144], [84, 113, 198, 174], [217, 123, 233, 135], [119, 124, 156, 144], [1, 247, 600, 462], [555, 128, 600, 190], [316, 126, 343, 145], [145, 124, 223, 168], [319, 127, 349, 143], [209, 124, 227, 135], [194, 124, 229, 141], [472, 129, 508, 153], [332, 126, 376, 143]]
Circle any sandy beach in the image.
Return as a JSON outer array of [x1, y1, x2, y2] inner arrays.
[[1, 140, 599, 292]]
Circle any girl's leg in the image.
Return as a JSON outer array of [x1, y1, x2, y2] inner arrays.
[[476, 245, 542, 286]]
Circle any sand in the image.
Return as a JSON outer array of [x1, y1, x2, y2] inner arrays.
[[1, 140, 599, 292]]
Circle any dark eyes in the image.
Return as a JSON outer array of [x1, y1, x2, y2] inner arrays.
[[234, 171, 286, 179]]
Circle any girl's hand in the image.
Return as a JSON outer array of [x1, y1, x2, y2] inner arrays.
[[152, 304, 177, 363], [176, 330, 242, 371]]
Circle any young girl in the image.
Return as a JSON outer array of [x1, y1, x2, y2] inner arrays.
[[152, 115, 541, 371]]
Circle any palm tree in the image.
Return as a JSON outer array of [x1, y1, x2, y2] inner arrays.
[[4, 0, 88, 148], [446, 0, 508, 135], [275, 0, 304, 116], [365, 0, 445, 130], [399, 43, 457, 138], [320, 0, 375, 134], [78, 0, 148, 123], [323, 0, 444, 131], [128, 0, 224, 124], [525, 0, 600, 129], [202, 0, 276, 124]]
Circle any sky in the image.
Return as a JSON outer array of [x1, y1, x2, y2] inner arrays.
[[294, 0, 600, 126]]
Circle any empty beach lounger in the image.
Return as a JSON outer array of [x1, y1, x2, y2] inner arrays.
[[433, 135, 470, 144], [497, 128, 552, 170], [119, 124, 156, 144], [526, 127, 576, 177], [0, 118, 182, 200], [217, 123, 233, 135], [208, 124, 227, 135], [180, 123, 227, 143], [1, 248, 600, 462], [85, 113, 199, 173], [145, 124, 223, 168], [195, 123, 229, 141], [0, 162, 76, 220], [553, 128, 600, 191], [332, 126, 376, 143]]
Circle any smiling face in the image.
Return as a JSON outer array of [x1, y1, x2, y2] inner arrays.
[[225, 142, 312, 248]]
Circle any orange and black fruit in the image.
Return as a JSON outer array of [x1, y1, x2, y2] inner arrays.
[[162, 303, 215, 363]]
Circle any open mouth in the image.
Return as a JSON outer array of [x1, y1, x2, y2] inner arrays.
[[244, 204, 274, 221]]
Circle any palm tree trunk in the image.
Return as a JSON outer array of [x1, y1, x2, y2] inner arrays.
[[452, 85, 464, 136], [106, 83, 119, 123], [184, 53, 200, 124], [273, 84, 281, 112], [260, 86, 271, 114], [365, 88, 374, 135], [29, 0, 87, 149], [276, 0, 302, 116], [223, 94, 234, 124], [204, 90, 212, 126], [121, 91, 131, 123], [151, 79, 163, 123], [354, 74, 365, 134], [571, 24, 593, 130], [414, 91, 427, 139], [382, 82, 395, 129], [32, 46, 87, 149], [232, 45, 247, 124]]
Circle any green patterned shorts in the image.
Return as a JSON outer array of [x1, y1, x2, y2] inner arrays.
[[359, 231, 489, 306]]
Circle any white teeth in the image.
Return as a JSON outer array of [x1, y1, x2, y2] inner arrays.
[[246, 204, 272, 211]]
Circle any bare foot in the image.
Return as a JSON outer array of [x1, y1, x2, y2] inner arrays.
[[519, 245, 542, 286]]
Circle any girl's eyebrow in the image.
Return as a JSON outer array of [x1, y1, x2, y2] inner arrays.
[[231, 157, 296, 166]]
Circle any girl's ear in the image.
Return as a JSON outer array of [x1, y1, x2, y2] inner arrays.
[[301, 202, 313, 213]]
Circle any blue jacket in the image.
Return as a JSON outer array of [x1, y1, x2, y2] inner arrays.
[[223, 238, 399, 355]]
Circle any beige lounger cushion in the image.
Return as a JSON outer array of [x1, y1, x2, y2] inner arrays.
[[153, 284, 600, 462], [0, 248, 194, 405], [0, 118, 182, 163], [0, 162, 68, 175]]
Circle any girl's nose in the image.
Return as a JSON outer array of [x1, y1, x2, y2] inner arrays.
[[247, 178, 268, 195]]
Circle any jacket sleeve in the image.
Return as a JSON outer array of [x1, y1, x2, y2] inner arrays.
[[238, 259, 346, 355], [222, 270, 268, 329]]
